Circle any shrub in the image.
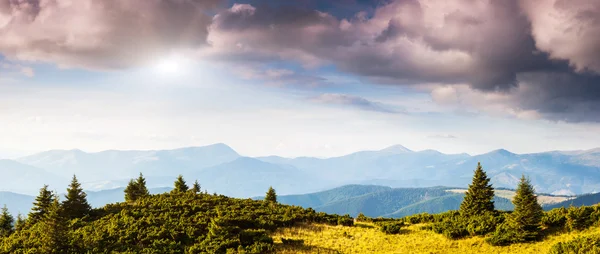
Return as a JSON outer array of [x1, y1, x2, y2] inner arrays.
[[549, 234, 600, 254], [486, 222, 519, 246], [542, 207, 568, 229], [356, 213, 368, 222], [337, 215, 354, 227], [567, 206, 595, 231], [380, 222, 406, 235]]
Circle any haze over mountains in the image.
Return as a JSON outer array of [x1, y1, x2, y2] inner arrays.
[[2, 143, 600, 199]]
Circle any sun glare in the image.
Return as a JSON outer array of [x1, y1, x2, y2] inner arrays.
[[153, 55, 190, 76]]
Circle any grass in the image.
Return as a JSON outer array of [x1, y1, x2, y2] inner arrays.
[[272, 222, 600, 254]]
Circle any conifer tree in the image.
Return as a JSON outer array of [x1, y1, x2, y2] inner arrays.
[[509, 175, 543, 241], [192, 180, 201, 194], [460, 162, 495, 216], [0, 205, 14, 237], [135, 172, 150, 197], [173, 175, 189, 193], [62, 175, 91, 220], [39, 199, 69, 253], [124, 173, 150, 202], [29, 185, 55, 223], [265, 186, 277, 203]]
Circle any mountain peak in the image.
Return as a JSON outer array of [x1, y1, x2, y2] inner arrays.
[[381, 145, 413, 153], [488, 149, 516, 156]]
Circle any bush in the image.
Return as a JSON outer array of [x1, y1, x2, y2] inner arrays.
[[549, 234, 600, 254], [380, 222, 406, 235], [486, 222, 519, 246], [356, 213, 368, 222], [431, 212, 502, 240], [543, 207, 568, 229], [567, 206, 595, 231], [337, 215, 354, 227]]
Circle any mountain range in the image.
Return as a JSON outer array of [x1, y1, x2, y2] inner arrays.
[[2, 143, 600, 198]]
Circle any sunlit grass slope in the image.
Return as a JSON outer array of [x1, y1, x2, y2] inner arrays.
[[272, 222, 600, 254]]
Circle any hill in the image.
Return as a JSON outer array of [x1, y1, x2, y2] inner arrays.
[[545, 192, 600, 210], [272, 185, 575, 218]]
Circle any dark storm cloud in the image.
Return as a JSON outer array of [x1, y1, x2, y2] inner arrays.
[[205, 0, 600, 122]]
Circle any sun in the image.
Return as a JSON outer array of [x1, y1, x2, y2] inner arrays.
[[153, 54, 190, 76]]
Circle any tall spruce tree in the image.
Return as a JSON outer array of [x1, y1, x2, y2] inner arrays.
[[192, 180, 201, 194], [29, 185, 55, 223], [0, 205, 14, 237], [136, 172, 150, 197], [173, 175, 189, 193], [265, 186, 277, 203], [509, 175, 543, 241], [39, 199, 69, 253], [459, 162, 495, 216], [62, 175, 91, 220]]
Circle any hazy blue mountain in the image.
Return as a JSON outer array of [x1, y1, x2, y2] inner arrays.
[[17, 143, 240, 182], [192, 157, 328, 198], [0, 192, 35, 217], [258, 146, 600, 195], [0, 159, 68, 195], [9, 144, 600, 195]]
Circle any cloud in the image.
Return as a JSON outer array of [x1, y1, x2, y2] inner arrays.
[[311, 93, 401, 114], [0, 0, 222, 70], [1, 61, 34, 77], [428, 134, 457, 139], [1, 0, 599, 122], [203, 0, 600, 122]]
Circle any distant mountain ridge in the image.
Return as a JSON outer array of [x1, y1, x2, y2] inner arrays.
[[2, 143, 600, 197]]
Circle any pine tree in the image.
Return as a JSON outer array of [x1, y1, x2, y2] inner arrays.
[[29, 185, 55, 223], [509, 175, 543, 241], [124, 173, 150, 202], [265, 186, 277, 203], [460, 162, 495, 216], [192, 180, 201, 194], [62, 175, 91, 220], [0, 205, 14, 237], [39, 198, 69, 253], [173, 175, 189, 193], [135, 172, 150, 197]]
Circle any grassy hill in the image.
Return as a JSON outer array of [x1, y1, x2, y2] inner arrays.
[[272, 222, 600, 254]]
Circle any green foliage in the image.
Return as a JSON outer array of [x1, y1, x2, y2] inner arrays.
[[0, 206, 14, 237], [356, 213, 367, 222], [459, 162, 495, 217], [509, 175, 543, 241], [337, 214, 354, 226], [124, 173, 150, 202], [62, 175, 91, 220], [0, 179, 353, 253], [431, 211, 504, 240], [265, 186, 277, 203], [549, 234, 600, 254], [29, 185, 55, 224], [379, 221, 406, 234], [13, 214, 25, 232], [542, 207, 568, 228], [566, 205, 600, 231], [281, 238, 304, 246], [173, 175, 189, 193]]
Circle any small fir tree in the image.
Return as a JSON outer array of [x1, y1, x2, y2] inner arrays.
[[62, 175, 91, 219], [0, 205, 14, 237], [29, 185, 55, 223], [509, 175, 543, 241], [14, 213, 26, 231], [265, 186, 277, 203], [192, 180, 201, 194], [460, 162, 495, 216], [173, 175, 189, 193], [124, 173, 150, 202]]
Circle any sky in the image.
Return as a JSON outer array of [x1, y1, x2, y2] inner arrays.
[[0, 0, 600, 158]]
